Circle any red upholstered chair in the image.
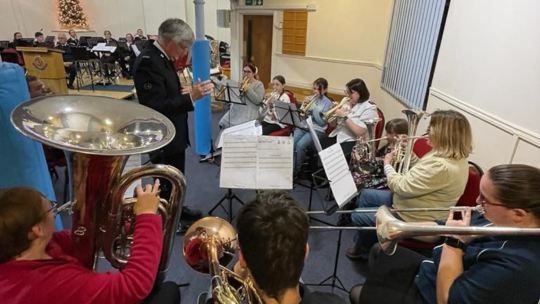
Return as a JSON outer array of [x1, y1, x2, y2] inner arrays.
[[398, 161, 484, 256], [269, 90, 296, 137], [374, 108, 385, 149], [412, 136, 432, 157]]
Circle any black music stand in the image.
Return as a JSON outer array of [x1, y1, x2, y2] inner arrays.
[[71, 46, 95, 91], [207, 80, 249, 222]]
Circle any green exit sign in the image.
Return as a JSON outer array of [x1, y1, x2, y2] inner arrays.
[[246, 0, 263, 5]]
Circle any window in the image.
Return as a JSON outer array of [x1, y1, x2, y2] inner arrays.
[[282, 11, 307, 56], [381, 0, 449, 109]]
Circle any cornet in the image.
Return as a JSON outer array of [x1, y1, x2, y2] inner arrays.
[[239, 77, 249, 93], [299, 93, 319, 116], [320, 97, 351, 123], [261, 91, 279, 116]]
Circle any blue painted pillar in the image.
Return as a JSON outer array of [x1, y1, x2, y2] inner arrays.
[[192, 0, 212, 155]]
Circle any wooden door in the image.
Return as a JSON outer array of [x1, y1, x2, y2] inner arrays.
[[243, 15, 273, 88]]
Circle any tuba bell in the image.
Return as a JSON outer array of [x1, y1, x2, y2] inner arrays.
[[184, 217, 264, 304], [10, 95, 186, 280]]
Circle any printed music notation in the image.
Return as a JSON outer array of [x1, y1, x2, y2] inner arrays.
[[319, 143, 358, 207], [220, 134, 293, 189]]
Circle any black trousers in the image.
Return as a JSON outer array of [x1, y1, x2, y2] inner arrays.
[[120, 55, 135, 77], [142, 281, 181, 304], [65, 64, 76, 86], [357, 244, 427, 304], [261, 121, 283, 135]]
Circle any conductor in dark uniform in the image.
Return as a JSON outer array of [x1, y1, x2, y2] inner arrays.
[[133, 18, 214, 223]]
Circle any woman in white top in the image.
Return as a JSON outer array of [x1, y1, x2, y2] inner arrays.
[[219, 63, 265, 129], [321, 78, 378, 159], [261, 75, 291, 135]]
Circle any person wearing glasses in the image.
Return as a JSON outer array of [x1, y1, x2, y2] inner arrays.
[[133, 18, 214, 229], [218, 63, 265, 129], [320, 78, 378, 159], [0, 181, 182, 304], [349, 164, 540, 304], [346, 110, 473, 260]]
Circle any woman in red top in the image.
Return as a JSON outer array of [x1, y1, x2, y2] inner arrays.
[[0, 181, 180, 304]]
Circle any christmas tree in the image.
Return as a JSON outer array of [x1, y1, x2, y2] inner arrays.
[[58, 0, 89, 29]]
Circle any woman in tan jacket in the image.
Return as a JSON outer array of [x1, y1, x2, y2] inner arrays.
[[346, 109, 473, 260]]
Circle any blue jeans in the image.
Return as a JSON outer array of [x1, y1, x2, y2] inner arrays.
[[293, 128, 324, 172], [351, 189, 394, 249]]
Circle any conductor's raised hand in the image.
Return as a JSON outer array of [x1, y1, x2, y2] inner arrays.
[[134, 180, 160, 215], [190, 78, 215, 101]]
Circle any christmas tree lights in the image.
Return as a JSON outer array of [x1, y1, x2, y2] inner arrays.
[[58, 0, 89, 29]]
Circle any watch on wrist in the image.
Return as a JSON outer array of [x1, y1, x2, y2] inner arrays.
[[343, 116, 349, 121], [444, 236, 466, 251]]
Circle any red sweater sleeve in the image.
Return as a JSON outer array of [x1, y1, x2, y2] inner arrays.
[[72, 214, 163, 304]]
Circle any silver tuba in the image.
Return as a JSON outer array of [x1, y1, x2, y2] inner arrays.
[[11, 95, 186, 280]]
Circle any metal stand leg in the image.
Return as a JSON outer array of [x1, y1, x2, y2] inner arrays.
[[306, 229, 347, 292], [208, 188, 245, 222]]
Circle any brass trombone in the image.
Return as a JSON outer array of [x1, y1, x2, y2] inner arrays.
[[309, 205, 540, 255]]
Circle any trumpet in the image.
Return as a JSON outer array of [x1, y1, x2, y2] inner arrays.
[[320, 97, 350, 123], [310, 204, 540, 255], [299, 93, 319, 116], [239, 77, 249, 93]]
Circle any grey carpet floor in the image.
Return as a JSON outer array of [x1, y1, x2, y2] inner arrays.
[[53, 102, 368, 304]]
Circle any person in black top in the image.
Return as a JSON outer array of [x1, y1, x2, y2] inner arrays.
[[233, 191, 347, 304], [33, 32, 45, 47], [100, 30, 118, 78], [67, 29, 79, 46], [55, 33, 76, 89], [119, 33, 137, 79], [134, 28, 147, 40], [132, 18, 214, 225]]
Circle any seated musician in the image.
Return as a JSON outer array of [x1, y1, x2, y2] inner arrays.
[[119, 33, 139, 79], [135, 28, 148, 40], [350, 164, 540, 304], [218, 63, 265, 129], [346, 109, 473, 260], [233, 191, 347, 304], [0, 182, 181, 304], [350, 118, 408, 189], [101, 30, 119, 78], [67, 29, 79, 46], [260, 75, 291, 135], [33, 32, 45, 47], [9, 32, 23, 48], [55, 33, 77, 89], [321, 78, 378, 159], [293, 78, 333, 176]]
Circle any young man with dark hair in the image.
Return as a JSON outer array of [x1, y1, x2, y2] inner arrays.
[[234, 191, 346, 304], [34, 32, 45, 47]]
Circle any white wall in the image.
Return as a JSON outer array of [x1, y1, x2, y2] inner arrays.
[[0, 0, 230, 44], [230, 0, 406, 122], [426, 0, 540, 169]]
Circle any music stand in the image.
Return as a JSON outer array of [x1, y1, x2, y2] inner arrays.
[[71, 46, 95, 91], [207, 80, 249, 222]]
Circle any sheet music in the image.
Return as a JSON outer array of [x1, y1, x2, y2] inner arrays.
[[216, 120, 262, 149], [91, 43, 116, 53], [220, 135, 293, 189], [319, 143, 358, 207], [257, 136, 293, 189]]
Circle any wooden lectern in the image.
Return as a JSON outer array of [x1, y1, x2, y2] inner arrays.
[[17, 47, 68, 94]]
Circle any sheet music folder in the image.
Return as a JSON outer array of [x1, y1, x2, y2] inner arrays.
[[318, 143, 358, 207], [220, 134, 293, 190]]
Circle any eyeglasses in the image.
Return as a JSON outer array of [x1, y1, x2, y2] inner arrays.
[[243, 70, 253, 74], [44, 202, 59, 216], [478, 193, 506, 208], [344, 90, 353, 96]]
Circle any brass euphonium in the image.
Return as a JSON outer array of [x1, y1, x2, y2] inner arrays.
[[10, 95, 186, 281], [392, 109, 426, 174], [184, 217, 264, 304], [320, 97, 350, 123], [299, 93, 319, 116]]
